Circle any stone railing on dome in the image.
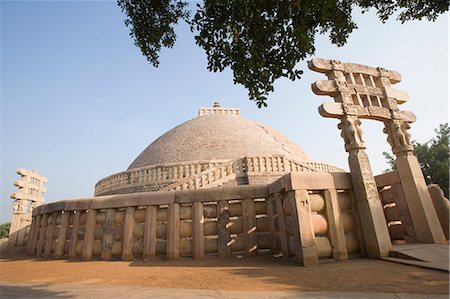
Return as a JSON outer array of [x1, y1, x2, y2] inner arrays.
[[301, 161, 344, 173], [161, 156, 345, 192], [94, 160, 231, 196], [159, 159, 239, 191], [94, 156, 345, 196], [28, 171, 361, 266], [244, 156, 344, 174]]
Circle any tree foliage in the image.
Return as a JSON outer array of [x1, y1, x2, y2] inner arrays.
[[118, 0, 448, 107], [383, 151, 396, 172], [190, 0, 356, 107], [384, 123, 449, 198], [118, 0, 190, 67], [357, 0, 449, 23], [0, 222, 11, 239]]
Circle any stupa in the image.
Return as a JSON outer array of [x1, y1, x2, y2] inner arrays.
[[94, 102, 343, 196], [21, 60, 448, 265]]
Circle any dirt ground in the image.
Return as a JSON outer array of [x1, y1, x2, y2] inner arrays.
[[0, 244, 448, 295]]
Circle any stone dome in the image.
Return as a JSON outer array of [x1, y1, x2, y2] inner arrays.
[[94, 104, 343, 197], [128, 112, 310, 170]]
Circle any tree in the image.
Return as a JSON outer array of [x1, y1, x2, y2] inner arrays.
[[0, 222, 11, 239], [383, 123, 449, 198], [117, 0, 448, 107]]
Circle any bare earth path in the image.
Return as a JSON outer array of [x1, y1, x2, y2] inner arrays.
[[1, 245, 448, 297]]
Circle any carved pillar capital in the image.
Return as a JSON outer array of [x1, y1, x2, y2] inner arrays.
[[383, 119, 414, 154], [337, 115, 365, 152], [12, 199, 28, 214]]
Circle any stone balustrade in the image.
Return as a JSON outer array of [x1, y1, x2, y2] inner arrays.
[[267, 172, 361, 265], [160, 159, 239, 191], [28, 171, 362, 266], [29, 185, 272, 261], [94, 156, 344, 196], [244, 156, 344, 174], [94, 160, 230, 196]]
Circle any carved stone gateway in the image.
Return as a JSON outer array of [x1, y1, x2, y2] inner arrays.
[[309, 58, 446, 256], [9, 168, 47, 248]]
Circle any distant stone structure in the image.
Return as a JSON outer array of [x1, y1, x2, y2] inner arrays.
[[9, 168, 47, 248], [19, 59, 448, 266]]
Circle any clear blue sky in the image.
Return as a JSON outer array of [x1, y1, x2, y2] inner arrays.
[[1, 2, 448, 223]]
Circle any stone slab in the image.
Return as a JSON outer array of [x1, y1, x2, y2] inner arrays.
[[268, 172, 353, 194], [384, 243, 449, 272]]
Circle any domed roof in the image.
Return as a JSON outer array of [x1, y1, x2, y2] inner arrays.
[[128, 108, 311, 170]]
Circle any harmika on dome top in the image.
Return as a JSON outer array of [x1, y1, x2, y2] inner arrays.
[[94, 104, 343, 196]]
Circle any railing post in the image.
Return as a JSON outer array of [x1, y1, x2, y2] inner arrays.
[[166, 203, 180, 259], [192, 202, 205, 259], [275, 193, 289, 258], [143, 206, 157, 260], [27, 215, 40, 255], [55, 212, 69, 258], [122, 207, 135, 261], [101, 208, 115, 261], [242, 199, 257, 256], [324, 189, 348, 260], [35, 214, 48, 257], [43, 212, 57, 257], [289, 190, 318, 266], [69, 211, 80, 259], [266, 196, 278, 255], [82, 209, 97, 261], [217, 200, 231, 258]]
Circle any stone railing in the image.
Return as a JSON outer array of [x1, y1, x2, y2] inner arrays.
[[267, 172, 361, 265], [244, 156, 344, 174], [160, 159, 240, 191], [301, 161, 344, 173], [151, 156, 345, 192], [95, 156, 345, 196], [28, 171, 362, 266], [28, 185, 272, 261], [94, 160, 230, 196]]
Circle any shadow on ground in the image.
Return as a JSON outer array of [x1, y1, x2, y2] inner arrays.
[[0, 283, 73, 298]]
